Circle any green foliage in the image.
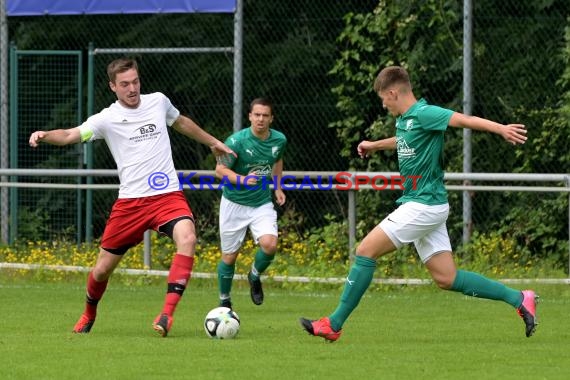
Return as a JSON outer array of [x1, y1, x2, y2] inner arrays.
[[9, 2, 570, 272], [472, 0, 568, 112], [329, 0, 462, 232], [468, 0, 569, 174], [2, 223, 566, 284], [12, 3, 379, 240], [16, 207, 51, 242], [329, 1, 570, 263], [497, 195, 569, 267], [330, 1, 462, 165], [458, 231, 534, 276], [481, 19, 570, 269]]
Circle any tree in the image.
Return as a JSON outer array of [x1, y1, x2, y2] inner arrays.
[[329, 0, 463, 234]]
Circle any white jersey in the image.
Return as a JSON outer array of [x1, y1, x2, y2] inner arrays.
[[78, 92, 181, 198]]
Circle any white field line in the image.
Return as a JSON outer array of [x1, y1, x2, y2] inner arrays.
[[1, 262, 569, 285]]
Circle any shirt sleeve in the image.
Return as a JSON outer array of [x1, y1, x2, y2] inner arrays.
[[277, 136, 287, 161], [78, 124, 93, 142], [161, 93, 181, 126], [78, 112, 106, 142], [417, 105, 454, 131]]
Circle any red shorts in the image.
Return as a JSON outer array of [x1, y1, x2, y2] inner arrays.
[[101, 191, 194, 254]]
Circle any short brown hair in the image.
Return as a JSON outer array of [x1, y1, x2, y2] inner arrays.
[[107, 58, 138, 83], [373, 66, 412, 93], [249, 97, 273, 115]]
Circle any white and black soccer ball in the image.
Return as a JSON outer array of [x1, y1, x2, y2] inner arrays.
[[204, 307, 240, 339]]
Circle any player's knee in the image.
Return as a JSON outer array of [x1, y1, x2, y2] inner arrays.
[[259, 242, 277, 255], [355, 243, 379, 259], [260, 242, 277, 255], [433, 276, 454, 290], [92, 250, 120, 279], [175, 231, 197, 250], [221, 252, 238, 265], [259, 236, 277, 254], [92, 266, 113, 281]]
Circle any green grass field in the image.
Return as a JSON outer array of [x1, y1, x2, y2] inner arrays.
[[1, 275, 569, 380]]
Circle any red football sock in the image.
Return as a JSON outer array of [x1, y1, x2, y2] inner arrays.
[[84, 271, 108, 319], [162, 254, 194, 316]]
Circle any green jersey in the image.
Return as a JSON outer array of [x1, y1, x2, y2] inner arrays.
[[395, 98, 454, 205], [222, 127, 287, 207]]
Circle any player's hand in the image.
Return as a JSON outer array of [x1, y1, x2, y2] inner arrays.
[[245, 171, 259, 186], [211, 141, 236, 164], [502, 124, 527, 145], [274, 189, 286, 206], [357, 140, 376, 158], [29, 131, 47, 148]]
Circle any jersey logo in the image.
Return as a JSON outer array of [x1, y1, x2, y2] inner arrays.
[[272, 146, 280, 158], [138, 124, 156, 134], [396, 137, 415, 158], [245, 149, 254, 156], [249, 164, 272, 176], [406, 119, 413, 130]]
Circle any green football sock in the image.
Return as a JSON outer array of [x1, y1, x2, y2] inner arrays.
[[329, 255, 377, 331], [251, 248, 274, 280], [451, 269, 523, 307], [217, 261, 235, 298]]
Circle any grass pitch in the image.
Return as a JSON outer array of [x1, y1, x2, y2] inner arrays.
[[1, 275, 569, 380]]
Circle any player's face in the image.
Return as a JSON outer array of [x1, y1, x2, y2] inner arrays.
[[109, 68, 141, 108], [378, 89, 399, 116], [249, 104, 273, 137]]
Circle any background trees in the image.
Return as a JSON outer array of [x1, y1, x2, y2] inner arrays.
[[8, 0, 570, 270]]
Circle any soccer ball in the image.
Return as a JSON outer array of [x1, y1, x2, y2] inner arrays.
[[204, 307, 240, 339]]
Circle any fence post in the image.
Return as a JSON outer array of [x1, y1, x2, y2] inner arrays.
[[144, 230, 151, 269], [233, 0, 243, 132], [348, 173, 356, 261], [462, 0, 473, 245], [0, 0, 9, 244], [566, 175, 570, 279]]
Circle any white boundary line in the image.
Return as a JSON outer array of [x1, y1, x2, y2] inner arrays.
[[1, 262, 569, 284]]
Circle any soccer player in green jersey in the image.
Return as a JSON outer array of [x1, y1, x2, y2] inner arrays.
[[300, 66, 538, 341], [215, 98, 287, 308]]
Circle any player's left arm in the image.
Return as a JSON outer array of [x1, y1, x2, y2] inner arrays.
[[272, 159, 285, 206], [172, 115, 236, 157], [448, 112, 527, 145]]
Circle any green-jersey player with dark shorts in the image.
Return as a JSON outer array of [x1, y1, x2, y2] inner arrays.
[[215, 97, 287, 309], [300, 66, 538, 341]]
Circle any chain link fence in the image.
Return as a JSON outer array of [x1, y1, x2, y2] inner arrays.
[[4, 1, 570, 268]]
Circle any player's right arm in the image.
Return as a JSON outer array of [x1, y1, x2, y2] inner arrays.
[[216, 163, 238, 184], [29, 127, 81, 148], [215, 163, 258, 187], [357, 136, 397, 158]]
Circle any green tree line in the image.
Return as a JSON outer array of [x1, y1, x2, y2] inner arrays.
[[330, 0, 569, 268], [8, 0, 570, 271]]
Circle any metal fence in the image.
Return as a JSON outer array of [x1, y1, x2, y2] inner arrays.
[[1, 169, 569, 277], [1, 1, 569, 268]]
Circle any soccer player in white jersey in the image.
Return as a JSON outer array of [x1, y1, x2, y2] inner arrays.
[[29, 57, 234, 337], [300, 66, 538, 341]]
